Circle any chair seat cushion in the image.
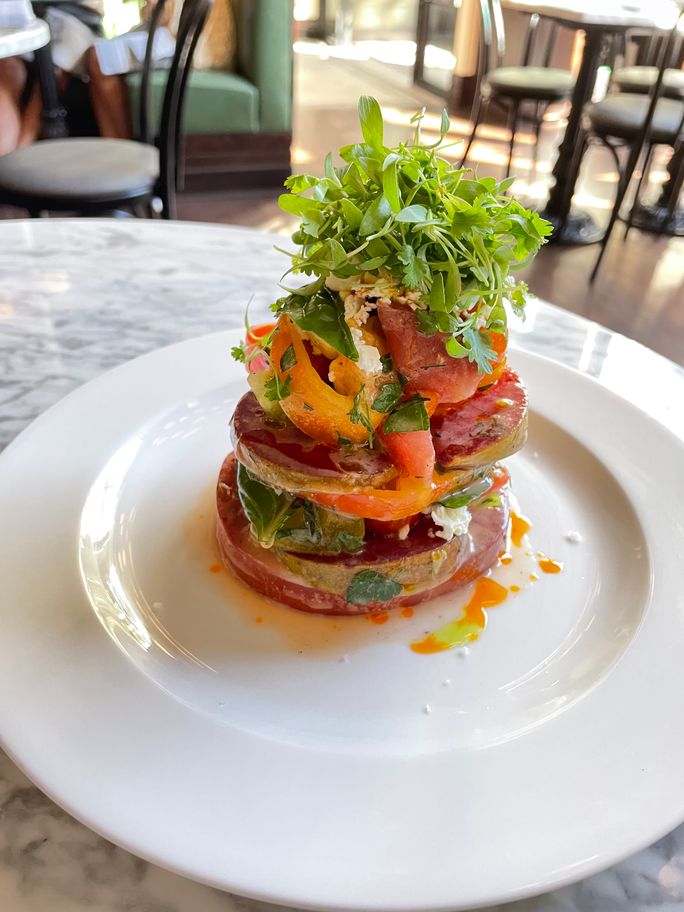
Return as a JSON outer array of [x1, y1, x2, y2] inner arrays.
[[126, 70, 260, 135], [612, 66, 684, 100], [485, 66, 575, 100], [0, 139, 159, 200], [585, 93, 684, 144]]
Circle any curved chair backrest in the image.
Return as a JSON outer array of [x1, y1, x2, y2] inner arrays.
[[477, 0, 506, 79], [634, 6, 684, 151], [476, 0, 558, 80], [139, 0, 213, 217]]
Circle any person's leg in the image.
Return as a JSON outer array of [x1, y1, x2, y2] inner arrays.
[[85, 47, 133, 139], [0, 58, 29, 154]]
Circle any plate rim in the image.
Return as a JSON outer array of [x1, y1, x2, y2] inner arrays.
[[1, 330, 684, 911]]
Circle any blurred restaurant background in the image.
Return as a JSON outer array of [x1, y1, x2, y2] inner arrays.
[[0, 0, 682, 364]]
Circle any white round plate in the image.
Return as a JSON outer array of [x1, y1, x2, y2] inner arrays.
[[1, 331, 683, 911]]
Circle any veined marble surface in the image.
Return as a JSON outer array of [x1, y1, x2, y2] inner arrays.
[[1, 219, 683, 912]]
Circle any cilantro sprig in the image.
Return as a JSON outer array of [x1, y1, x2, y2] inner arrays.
[[277, 97, 551, 372]]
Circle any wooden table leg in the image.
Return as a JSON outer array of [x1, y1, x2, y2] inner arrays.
[[540, 27, 606, 244]]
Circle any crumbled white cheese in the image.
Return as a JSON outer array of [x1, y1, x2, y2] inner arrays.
[[350, 327, 383, 374], [565, 530, 583, 544], [430, 504, 471, 542], [422, 704, 432, 715], [344, 293, 373, 327], [397, 523, 410, 541]]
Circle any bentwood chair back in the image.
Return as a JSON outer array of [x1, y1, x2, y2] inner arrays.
[[460, 0, 575, 178], [612, 27, 684, 100], [589, 5, 684, 280], [0, 0, 212, 219]]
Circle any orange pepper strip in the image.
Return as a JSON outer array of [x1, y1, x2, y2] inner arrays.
[[308, 471, 462, 521]]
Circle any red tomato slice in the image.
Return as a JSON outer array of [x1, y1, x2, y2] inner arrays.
[[381, 428, 435, 480]]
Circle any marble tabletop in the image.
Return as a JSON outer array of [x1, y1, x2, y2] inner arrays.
[[501, 0, 681, 29], [1, 218, 684, 912], [0, 17, 49, 59]]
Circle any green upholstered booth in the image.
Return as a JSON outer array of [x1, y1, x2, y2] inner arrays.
[[127, 0, 292, 189]]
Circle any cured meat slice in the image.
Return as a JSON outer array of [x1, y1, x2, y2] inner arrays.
[[377, 304, 481, 404]]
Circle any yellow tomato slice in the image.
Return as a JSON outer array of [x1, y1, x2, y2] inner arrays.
[[270, 316, 384, 448]]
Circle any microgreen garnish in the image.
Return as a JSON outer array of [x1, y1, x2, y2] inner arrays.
[[383, 395, 430, 434], [349, 386, 375, 445], [278, 96, 551, 371], [264, 371, 292, 402]]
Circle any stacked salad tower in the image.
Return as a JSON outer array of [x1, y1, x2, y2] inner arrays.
[[216, 98, 551, 616]]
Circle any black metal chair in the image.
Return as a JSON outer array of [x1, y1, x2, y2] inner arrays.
[[0, 0, 212, 219], [587, 5, 684, 280], [612, 26, 684, 100], [459, 0, 575, 177]]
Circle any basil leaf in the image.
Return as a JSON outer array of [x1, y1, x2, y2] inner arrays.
[[383, 395, 430, 434], [236, 463, 293, 549], [283, 289, 358, 361], [438, 476, 492, 509], [279, 343, 297, 372], [371, 382, 403, 413], [329, 530, 365, 554], [347, 570, 402, 605], [380, 353, 393, 373]]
